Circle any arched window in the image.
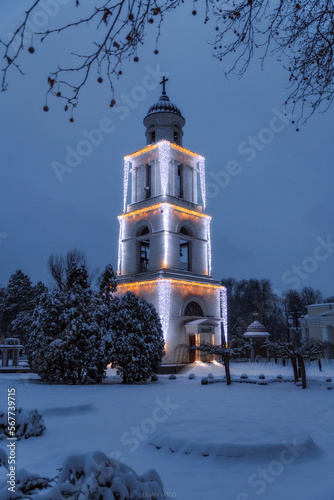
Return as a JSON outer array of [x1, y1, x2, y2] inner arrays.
[[139, 226, 150, 272], [184, 301, 203, 317], [180, 226, 189, 236]]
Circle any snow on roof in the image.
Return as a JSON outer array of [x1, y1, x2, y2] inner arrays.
[[243, 320, 270, 337]]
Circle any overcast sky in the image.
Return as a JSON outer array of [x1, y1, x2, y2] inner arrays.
[[1, 1, 333, 298]]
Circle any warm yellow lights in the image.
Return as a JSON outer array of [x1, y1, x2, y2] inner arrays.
[[124, 140, 203, 161], [117, 278, 223, 291], [118, 202, 211, 221]]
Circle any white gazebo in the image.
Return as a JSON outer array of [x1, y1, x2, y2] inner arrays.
[[243, 313, 270, 361]]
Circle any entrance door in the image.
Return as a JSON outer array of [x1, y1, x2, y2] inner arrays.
[[189, 335, 196, 363]]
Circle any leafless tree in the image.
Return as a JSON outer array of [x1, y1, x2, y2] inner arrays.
[[47, 248, 99, 290], [265, 338, 333, 388], [1, 1, 334, 124]]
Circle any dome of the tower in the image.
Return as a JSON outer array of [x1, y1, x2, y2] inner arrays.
[[146, 93, 182, 117]]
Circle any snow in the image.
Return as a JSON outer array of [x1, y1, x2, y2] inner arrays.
[[0, 361, 333, 499]]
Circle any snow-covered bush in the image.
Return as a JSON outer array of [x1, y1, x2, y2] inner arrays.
[[169, 374, 176, 380], [107, 292, 165, 384], [207, 373, 214, 379], [277, 375, 283, 381], [151, 374, 159, 382], [26, 261, 108, 384], [201, 377, 208, 385], [259, 374, 265, 380], [0, 451, 165, 499], [240, 374, 248, 380], [0, 408, 45, 440], [188, 373, 196, 380]]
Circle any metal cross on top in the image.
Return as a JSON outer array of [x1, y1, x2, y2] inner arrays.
[[160, 76, 169, 94]]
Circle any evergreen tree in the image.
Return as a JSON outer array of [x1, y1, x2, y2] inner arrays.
[[10, 281, 48, 346], [26, 261, 108, 384], [0, 287, 6, 341], [98, 264, 117, 304], [2, 270, 35, 339], [108, 292, 164, 384]]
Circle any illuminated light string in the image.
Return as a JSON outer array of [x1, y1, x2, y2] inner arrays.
[[197, 156, 206, 210], [126, 140, 201, 160], [119, 202, 211, 220], [117, 218, 125, 274], [117, 278, 222, 291], [205, 218, 212, 276], [158, 141, 170, 197], [158, 279, 172, 340], [123, 158, 130, 212], [220, 288, 228, 346], [163, 204, 171, 267]]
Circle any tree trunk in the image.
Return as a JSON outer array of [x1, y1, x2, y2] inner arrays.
[[298, 356, 307, 389], [224, 355, 232, 385], [291, 356, 298, 383]]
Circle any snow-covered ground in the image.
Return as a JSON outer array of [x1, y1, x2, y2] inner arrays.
[[1, 360, 334, 499]]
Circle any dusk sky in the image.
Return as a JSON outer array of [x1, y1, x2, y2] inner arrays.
[[1, 1, 333, 298]]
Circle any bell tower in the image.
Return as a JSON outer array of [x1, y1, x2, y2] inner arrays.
[[116, 79, 227, 364]]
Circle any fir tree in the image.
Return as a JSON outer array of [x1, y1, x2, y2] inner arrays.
[[26, 261, 108, 384], [98, 264, 117, 304], [108, 292, 164, 384], [2, 270, 35, 340]]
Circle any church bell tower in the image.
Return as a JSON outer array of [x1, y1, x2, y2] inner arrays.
[[116, 78, 227, 364]]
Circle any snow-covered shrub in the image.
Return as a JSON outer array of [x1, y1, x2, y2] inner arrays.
[[240, 374, 248, 380], [259, 374, 265, 380], [0, 469, 52, 500], [201, 377, 208, 385], [0, 408, 45, 440], [326, 378, 332, 383], [151, 374, 158, 382], [207, 373, 214, 379], [26, 261, 108, 384], [277, 375, 283, 381], [169, 374, 176, 380], [188, 373, 195, 380], [107, 292, 165, 384], [0, 451, 166, 499]]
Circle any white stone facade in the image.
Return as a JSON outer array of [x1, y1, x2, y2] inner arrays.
[[300, 303, 334, 343]]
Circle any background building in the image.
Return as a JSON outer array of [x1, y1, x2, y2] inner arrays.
[[300, 303, 334, 343]]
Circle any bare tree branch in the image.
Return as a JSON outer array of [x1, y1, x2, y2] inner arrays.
[[1, 1, 334, 123]]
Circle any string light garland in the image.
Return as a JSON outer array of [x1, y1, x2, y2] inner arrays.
[[197, 156, 206, 210], [117, 279, 222, 291], [220, 288, 228, 345], [158, 279, 172, 339], [125, 140, 201, 160], [205, 218, 212, 275], [123, 158, 130, 212], [119, 202, 211, 220], [117, 218, 125, 274], [162, 204, 171, 267], [158, 141, 170, 197]]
